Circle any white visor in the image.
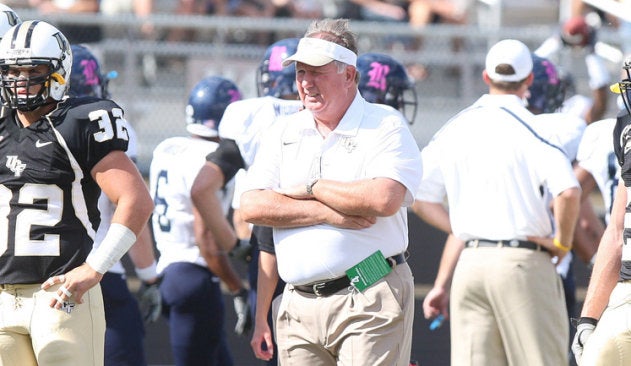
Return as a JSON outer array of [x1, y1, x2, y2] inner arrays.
[[282, 37, 357, 67]]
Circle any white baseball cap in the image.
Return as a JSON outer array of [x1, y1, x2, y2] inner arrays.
[[485, 39, 533, 82], [282, 37, 357, 67]]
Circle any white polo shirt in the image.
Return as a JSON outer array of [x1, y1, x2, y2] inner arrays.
[[417, 94, 579, 242], [246, 93, 422, 285]]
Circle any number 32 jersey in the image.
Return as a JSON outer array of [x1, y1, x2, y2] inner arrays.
[[0, 97, 129, 284]]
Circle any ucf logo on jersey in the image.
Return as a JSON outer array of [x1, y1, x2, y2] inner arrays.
[[6, 155, 25, 177]]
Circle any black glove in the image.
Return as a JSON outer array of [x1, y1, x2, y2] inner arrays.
[[571, 317, 598, 365], [229, 239, 253, 263], [138, 281, 162, 324], [233, 288, 252, 336]]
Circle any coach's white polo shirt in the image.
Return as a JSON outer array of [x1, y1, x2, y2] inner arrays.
[[246, 93, 422, 285]]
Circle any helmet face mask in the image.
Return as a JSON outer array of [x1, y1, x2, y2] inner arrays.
[[357, 53, 417, 124], [618, 61, 631, 116], [1, 64, 54, 111], [256, 38, 299, 98], [0, 20, 72, 111]]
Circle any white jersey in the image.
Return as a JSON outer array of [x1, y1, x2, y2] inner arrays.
[[576, 118, 618, 222], [529, 112, 586, 161], [93, 123, 139, 275], [149, 136, 235, 273], [219, 96, 303, 168]]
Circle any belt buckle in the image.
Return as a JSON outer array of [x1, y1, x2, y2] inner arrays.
[[313, 283, 325, 297], [387, 256, 397, 268]]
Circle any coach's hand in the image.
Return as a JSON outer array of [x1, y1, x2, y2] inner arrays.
[[571, 317, 598, 365], [138, 281, 162, 323]]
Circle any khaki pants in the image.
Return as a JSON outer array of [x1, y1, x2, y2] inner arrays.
[[582, 282, 631, 365], [273, 263, 414, 366], [0, 283, 105, 366], [450, 247, 568, 366]]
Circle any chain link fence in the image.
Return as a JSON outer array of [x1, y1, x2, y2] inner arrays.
[[10, 8, 625, 174]]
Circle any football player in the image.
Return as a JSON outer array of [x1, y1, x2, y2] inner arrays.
[[69, 43, 161, 366], [149, 75, 246, 366], [572, 59, 631, 366], [0, 20, 153, 366], [190, 37, 303, 365]]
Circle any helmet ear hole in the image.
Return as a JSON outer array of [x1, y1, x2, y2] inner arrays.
[[50, 73, 65, 84]]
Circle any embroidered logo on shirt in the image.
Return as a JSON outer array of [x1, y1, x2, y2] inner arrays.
[[35, 140, 53, 148], [6, 155, 25, 177], [341, 137, 357, 153]]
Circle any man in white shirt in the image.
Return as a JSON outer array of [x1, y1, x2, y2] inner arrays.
[[240, 18, 422, 365], [415, 39, 580, 366]]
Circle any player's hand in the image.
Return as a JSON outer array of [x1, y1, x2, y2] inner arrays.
[[42, 263, 103, 311], [250, 317, 275, 361], [233, 288, 252, 336], [571, 317, 598, 365], [138, 280, 162, 323], [229, 239, 253, 263]]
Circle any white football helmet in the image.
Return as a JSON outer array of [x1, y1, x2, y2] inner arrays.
[[0, 4, 20, 41], [0, 20, 72, 111]]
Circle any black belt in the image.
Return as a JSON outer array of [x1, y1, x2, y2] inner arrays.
[[466, 239, 548, 253], [293, 252, 408, 297]]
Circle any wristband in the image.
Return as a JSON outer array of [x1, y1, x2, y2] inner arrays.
[[86, 223, 137, 274], [553, 238, 571, 253], [577, 317, 598, 327], [135, 261, 158, 282]]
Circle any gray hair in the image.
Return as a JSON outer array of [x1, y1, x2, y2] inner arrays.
[[305, 18, 359, 83], [304, 18, 358, 55]]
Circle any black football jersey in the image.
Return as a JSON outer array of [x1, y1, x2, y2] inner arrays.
[[0, 97, 129, 284]]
